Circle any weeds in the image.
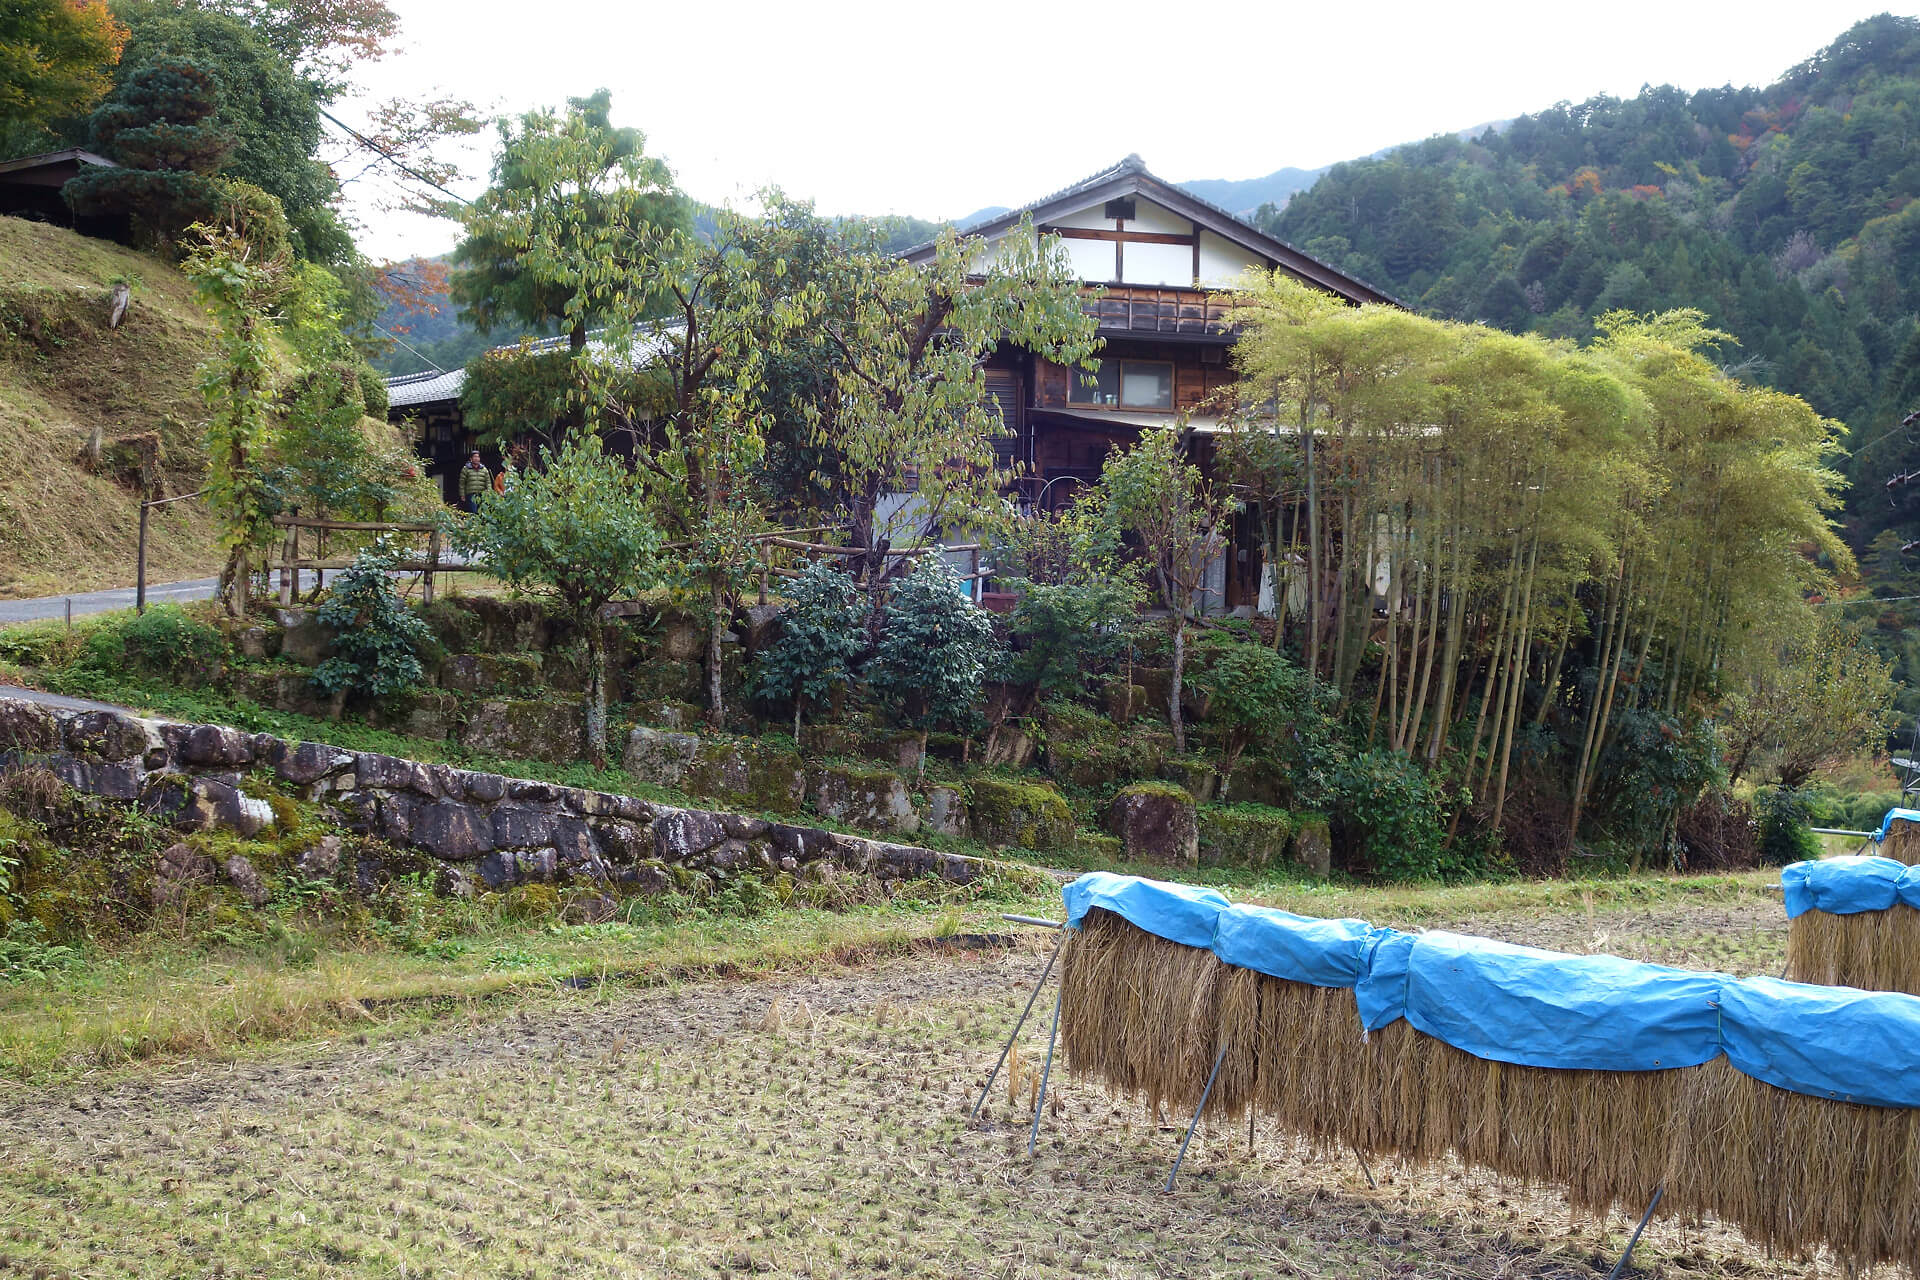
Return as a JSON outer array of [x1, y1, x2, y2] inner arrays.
[[0, 920, 82, 979]]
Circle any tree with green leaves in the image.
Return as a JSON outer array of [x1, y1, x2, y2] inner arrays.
[[0, 0, 124, 149], [64, 58, 234, 249], [754, 560, 867, 740], [584, 208, 818, 725], [1723, 619, 1896, 788], [454, 433, 661, 766], [1097, 427, 1237, 754], [266, 261, 411, 534], [310, 539, 430, 705], [803, 216, 1101, 559], [108, 3, 343, 262], [451, 89, 688, 362], [1192, 637, 1312, 800], [182, 189, 293, 619], [994, 494, 1144, 704], [868, 557, 999, 771]]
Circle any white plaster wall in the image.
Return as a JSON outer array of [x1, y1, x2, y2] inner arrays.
[[1198, 230, 1264, 285], [1053, 205, 1117, 231], [1127, 199, 1192, 235], [1122, 240, 1194, 286], [1063, 237, 1118, 282]]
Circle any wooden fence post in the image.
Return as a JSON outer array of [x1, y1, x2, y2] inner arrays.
[[136, 499, 150, 615], [278, 510, 298, 607], [424, 526, 440, 605]]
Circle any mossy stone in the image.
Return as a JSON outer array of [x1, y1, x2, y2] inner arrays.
[[1105, 782, 1199, 867], [458, 698, 583, 764], [1197, 803, 1295, 870], [1159, 756, 1219, 803], [966, 778, 1074, 852]]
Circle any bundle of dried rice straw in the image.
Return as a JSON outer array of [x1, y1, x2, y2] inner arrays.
[[1058, 905, 1920, 1273]]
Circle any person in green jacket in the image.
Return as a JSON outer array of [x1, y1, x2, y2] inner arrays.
[[458, 451, 490, 512]]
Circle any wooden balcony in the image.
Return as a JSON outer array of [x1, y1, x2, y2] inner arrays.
[[1083, 286, 1245, 338]]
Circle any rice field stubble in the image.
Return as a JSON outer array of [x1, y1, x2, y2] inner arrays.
[[0, 880, 1827, 1280]]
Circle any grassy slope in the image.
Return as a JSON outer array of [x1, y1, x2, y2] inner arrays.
[[0, 218, 223, 598]]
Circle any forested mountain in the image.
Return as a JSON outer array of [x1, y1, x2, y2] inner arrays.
[[1263, 15, 1920, 560], [1258, 15, 1920, 734]]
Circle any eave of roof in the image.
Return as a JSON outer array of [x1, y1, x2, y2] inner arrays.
[[0, 149, 115, 177], [899, 154, 1402, 309], [383, 324, 686, 411]]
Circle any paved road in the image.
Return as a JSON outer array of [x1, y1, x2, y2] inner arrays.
[[0, 572, 322, 626], [0, 684, 131, 713]]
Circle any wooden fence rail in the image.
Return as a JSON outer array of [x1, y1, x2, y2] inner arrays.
[[267, 513, 985, 610]]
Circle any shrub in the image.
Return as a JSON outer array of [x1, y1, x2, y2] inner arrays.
[[1332, 748, 1462, 880], [1756, 786, 1824, 866], [80, 604, 230, 682], [868, 558, 999, 764], [1003, 579, 1140, 700], [310, 541, 432, 700], [754, 560, 867, 738], [1191, 636, 1313, 798], [1675, 791, 1762, 870]]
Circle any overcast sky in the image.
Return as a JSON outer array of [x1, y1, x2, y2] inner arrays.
[[333, 0, 1920, 263]]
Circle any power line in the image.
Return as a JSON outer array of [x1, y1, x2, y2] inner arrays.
[[370, 320, 446, 375], [1814, 593, 1920, 607], [317, 106, 472, 208]]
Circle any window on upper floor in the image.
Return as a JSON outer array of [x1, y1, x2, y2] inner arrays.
[[1069, 359, 1174, 411]]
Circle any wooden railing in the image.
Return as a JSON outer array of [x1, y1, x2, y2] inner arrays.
[[1083, 286, 1246, 336], [270, 514, 476, 606], [271, 517, 989, 611]]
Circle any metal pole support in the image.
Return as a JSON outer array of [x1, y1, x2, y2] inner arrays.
[[1028, 986, 1061, 1156], [970, 927, 1066, 1121], [1605, 1185, 1664, 1280], [1166, 1042, 1229, 1192]]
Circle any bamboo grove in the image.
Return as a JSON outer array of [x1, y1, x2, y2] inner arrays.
[[1218, 276, 1850, 851]]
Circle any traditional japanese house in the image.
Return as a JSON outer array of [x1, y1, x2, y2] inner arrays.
[[899, 154, 1396, 611], [386, 156, 1393, 606]]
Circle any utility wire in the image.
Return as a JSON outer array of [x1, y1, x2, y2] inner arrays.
[[1814, 593, 1920, 607], [317, 106, 473, 208], [371, 320, 447, 375]]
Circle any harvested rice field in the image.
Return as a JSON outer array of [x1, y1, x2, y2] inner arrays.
[[0, 876, 1838, 1279]]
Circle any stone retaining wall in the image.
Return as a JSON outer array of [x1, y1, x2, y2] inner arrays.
[[0, 697, 1002, 898]]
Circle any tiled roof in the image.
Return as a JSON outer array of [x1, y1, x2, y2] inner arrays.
[[899, 154, 1401, 308], [383, 326, 683, 412]]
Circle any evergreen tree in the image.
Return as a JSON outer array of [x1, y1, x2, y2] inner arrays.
[[63, 58, 233, 249]]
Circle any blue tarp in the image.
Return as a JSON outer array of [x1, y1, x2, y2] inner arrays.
[[1719, 976, 1920, 1109], [1873, 807, 1920, 842], [1212, 905, 1382, 988], [1355, 928, 1414, 1031], [1780, 855, 1920, 917], [1062, 872, 1920, 1108], [1061, 871, 1230, 950], [1402, 932, 1725, 1072]]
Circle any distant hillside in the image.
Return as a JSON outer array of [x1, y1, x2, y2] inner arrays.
[[1264, 13, 1920, 729], [1265, 14, 1920, 507], [0, 219, 224, 598], [1180, 166, 1328, 216]]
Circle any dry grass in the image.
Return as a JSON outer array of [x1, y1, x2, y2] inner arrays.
[[0, 218, 224, 597], [1880, 818, 1920, 865], [0, 948, 1830, 1280], [1786, 905, 1920, 995], [1062, 909, 1920, 1276], [1670, 1057, 1920, 1274]]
